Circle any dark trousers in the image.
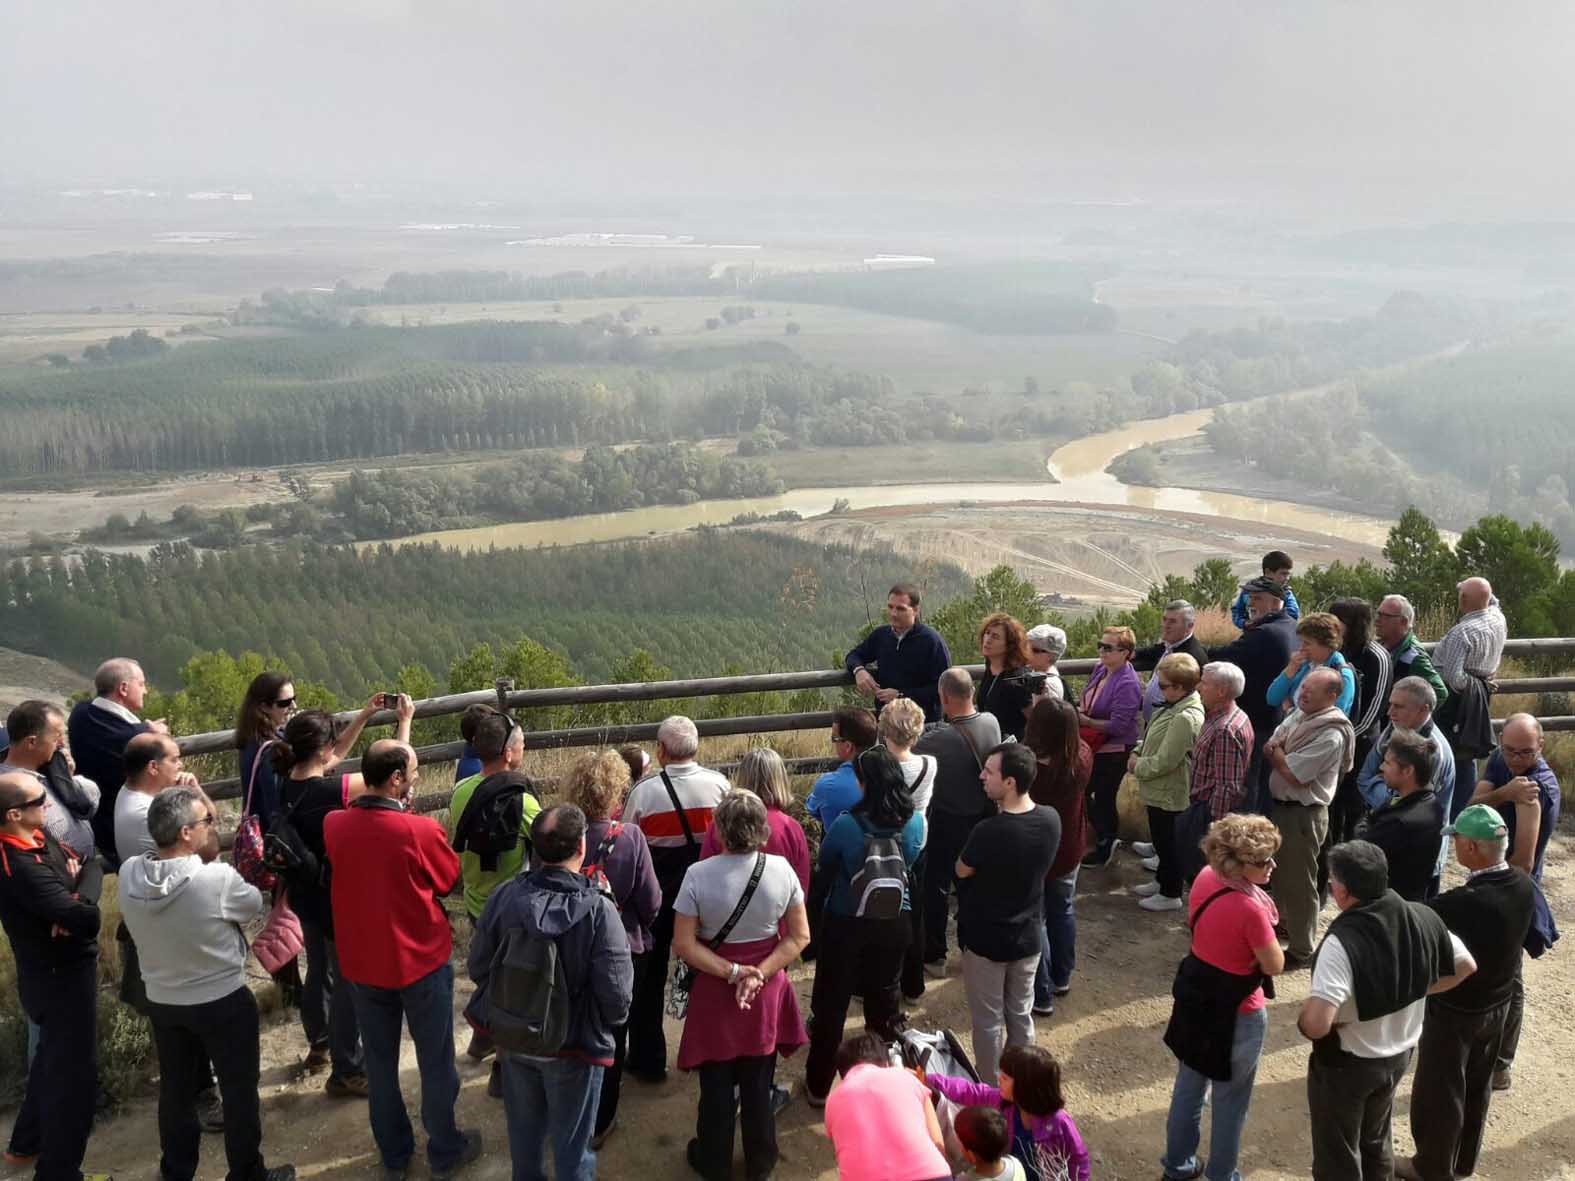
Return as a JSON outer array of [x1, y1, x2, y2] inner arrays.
[[1410, 999, 1510, 1180], [1244, 725, 1273, 815], [627, 901, 677, 1080], [148, 987, 267, 1181], [923, 813, 984, 962], [1145, 805, 1183, 898], [301, 919, 363, 1079], [694, 1054, 778, 1181], [900, 848, 929, 997], [1496, 969, 1524, 1072], [1307, 1046, 1412, 1181], [10, 963, 97, 1181], [804, 912, 910, 1098], [348, 963, 463, 1171], [1318, 761, 1369, 903], [1087, 750, 1130, 846]]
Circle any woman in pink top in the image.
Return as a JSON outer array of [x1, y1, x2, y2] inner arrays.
[[824, 1034, 951, 1181], [1160, 814, 1284, 1181]]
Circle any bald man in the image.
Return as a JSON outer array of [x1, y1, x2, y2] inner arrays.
[[1469, 713, 1561, 1091], [1432, 578, 1508, 820], [1264, 667, 1357, 967]]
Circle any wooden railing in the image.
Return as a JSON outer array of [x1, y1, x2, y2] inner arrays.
[[182, 639, 1575, 813]]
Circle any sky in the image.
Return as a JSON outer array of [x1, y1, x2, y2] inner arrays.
[[4, 0, 1573, 218]]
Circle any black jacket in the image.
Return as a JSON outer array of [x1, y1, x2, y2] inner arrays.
[[1428, 866, 1535, 1012], [1134, 634, 1209, 675], [1360, 789, 1444, 902], [67, 699, 150, 865], [1209, 610, 1298, 734], [0, 830, 102, 974], [845, 623, 952, 722], [1164, 953, 1266, 1081], [1437, 673, 1495, 759]]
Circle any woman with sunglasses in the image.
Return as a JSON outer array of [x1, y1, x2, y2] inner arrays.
[[1158, 813, 1284, 1181], [273, 695, 409, 1084], [235, 672, 301, 834], [1077, 627, 1143, 867]]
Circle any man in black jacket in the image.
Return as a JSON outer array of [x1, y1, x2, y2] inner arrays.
[[1359, 730, 1445, 902], [0, 771, 105, 1181], [1209, 578, 1298, 813], [1397, 805, 1535, 1181], [1133, 599, 1210, 724], [845, 583, 952, 723]]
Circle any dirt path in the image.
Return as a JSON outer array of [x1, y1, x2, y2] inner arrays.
[[68, 821, 1573, 1181]]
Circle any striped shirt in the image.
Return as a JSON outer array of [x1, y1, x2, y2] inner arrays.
[[1189, 704, 1256, 819], [621, 761, 728, 849], [1433, 598, 1508, 692]]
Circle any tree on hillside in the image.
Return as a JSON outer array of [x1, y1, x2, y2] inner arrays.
[[1453, 515, 1562, 631], [1384, 506, 1458, 617]]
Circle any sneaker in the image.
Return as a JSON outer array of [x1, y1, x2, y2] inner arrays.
[[302, 1044, 330, 1071], [380, 1168, 408, 1181], [1131, 841, 1156, 859], [1281, 952, 1313, 972], [1052, 984, 1072, 998], [686, 1138, 705, 1175], [1133, 880, 1162, 898], [264, 1167, 297, 1181], [431, 1130, 483, 1181], [804, 1087, 829, 1110], [1492, 1067, 1512, 1092], [590, 1120, 617, 1152], [1031, 1004, 1054, 1017], [4, 1152, 38, 1168], [464, 1029, 495, 1061], [1081, 839, 1119, 867], [1140, 855, 1160, 872], [923, 958, 947, 980], [770, 1084, 792, 1115], [1139, 894, 1183, 912], [324, 1073, 370, 1099], [902, 986, 925, 1002], [486, 1061, 503, 1100], [196, 1089, 224, 1134], [1392, 1157, 1423, 1181]]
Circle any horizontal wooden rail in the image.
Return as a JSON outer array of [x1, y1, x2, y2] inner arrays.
[[174, 636, 1575, 756]]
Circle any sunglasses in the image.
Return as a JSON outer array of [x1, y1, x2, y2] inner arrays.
[[12, 793, 46, 812], [273, 696, 297, 710], [1244, 856, 1277, 869], [1097, 642, 1126, 653]]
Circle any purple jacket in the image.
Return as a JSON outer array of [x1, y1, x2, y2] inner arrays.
[[928, 1073, 1091, 1181], [583, 819, 663, 955], [1078, 662, 1143, 752]]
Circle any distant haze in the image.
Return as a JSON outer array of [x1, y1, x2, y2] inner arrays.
[[4, 0, 1574, 220]]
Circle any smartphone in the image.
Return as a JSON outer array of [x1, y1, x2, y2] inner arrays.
[[383, 691, 401, 708]]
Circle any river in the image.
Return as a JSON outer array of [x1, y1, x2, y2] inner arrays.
[[382, 392, 1395, 553]]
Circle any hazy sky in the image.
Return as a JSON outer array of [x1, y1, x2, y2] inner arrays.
[[5, 0, 1573, 216]]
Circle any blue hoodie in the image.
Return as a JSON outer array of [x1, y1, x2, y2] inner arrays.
[[467, 866, 633, 1064]]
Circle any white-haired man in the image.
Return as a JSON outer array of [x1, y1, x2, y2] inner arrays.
[[1133, 600, 1209, 723], [1373, 595, 1449, 710], [620, 715, 728, 1084], [1171, 662, 1256, 885], [1432, 578, 1508, 820], [67, 657, 168, 865]]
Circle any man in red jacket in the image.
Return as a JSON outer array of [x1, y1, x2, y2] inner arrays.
[[325, 741, 482, 1181]]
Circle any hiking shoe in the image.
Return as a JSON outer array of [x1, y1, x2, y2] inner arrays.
[[264, 1167, 297, 1181], [1140, 855, 1161, 872], [923, 958, 948, 980], [324, 1073, 370, 1099], [1053, 984, 1072, 998], [464, 1029, 495, 1061], [302, 1043, 330, 1071], [1392, 1157, 1423, 1181], [1282, 952, 1313, 972], [1134, 880, 1162, 898], [590, 1120, 617, 1152], [381, 1166, 408, 1181], [1131, 841, 1156, 859], [1081, 840, 1119, 867], [1139, 894, 1183, 912], [431, 1130, 483, 1181], [1492, 1068, 1512, 1092], [686, 1139, 705, 1175], [804, 1087, 829, 1110], [196, 1090, 224, 1133], [770, 1084, 792, 1116], [1031, 1004, 1054, 1017]]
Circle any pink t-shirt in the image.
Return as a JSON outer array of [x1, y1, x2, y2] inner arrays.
[[825, 1065, 950, 1181], [1187, 865, 1279, 1014]]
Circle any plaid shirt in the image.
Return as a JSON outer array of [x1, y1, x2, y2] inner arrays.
[[1433, 597, 1508, 692], [1189, 703, 1256, 819]]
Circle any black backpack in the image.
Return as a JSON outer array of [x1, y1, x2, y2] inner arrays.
[[263, 788, 323, 891], [847, 815, 908, 921], [484, 923, 573, 1055], [452, 771, 537, 871]]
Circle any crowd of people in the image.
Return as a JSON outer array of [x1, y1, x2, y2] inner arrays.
[[0, 562, 1561, 1181]]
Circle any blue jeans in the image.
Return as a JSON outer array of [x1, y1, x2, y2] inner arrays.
[[1163, 1005, 1268, 1181], [302, 920, 363, 1079], [500, 1054, 603, 1181], [1033, 870, 1079, 1010], [349, 963, 464, 1172]]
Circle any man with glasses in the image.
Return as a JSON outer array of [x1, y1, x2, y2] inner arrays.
[[845, 583, 952, 723], [804, 707, 878, 830], [0, 771, 106, 1181], [119, 787, 295, 1181], [1373, 596, 1449, 711], [1, 700, 100, 864], [1467, 712, 1560, 1091]]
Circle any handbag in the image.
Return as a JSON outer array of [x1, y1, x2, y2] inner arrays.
[[664, 852, 766, 1020], [234, 740, 278, 892], [252, 891, 305, 975]]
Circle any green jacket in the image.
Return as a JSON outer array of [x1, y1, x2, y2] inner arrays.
[[1132, 691, 1205, 812], [1390, 632, 1449, 713]]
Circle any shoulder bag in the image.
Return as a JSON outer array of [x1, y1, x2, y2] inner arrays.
[[665, 851, 766, 1020]]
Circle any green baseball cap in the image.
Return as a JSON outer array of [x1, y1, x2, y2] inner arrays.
[[1444, 803, 1508, 840]]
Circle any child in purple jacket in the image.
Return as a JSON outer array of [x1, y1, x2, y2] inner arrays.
[[923, 1044, 1090, 1181]]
